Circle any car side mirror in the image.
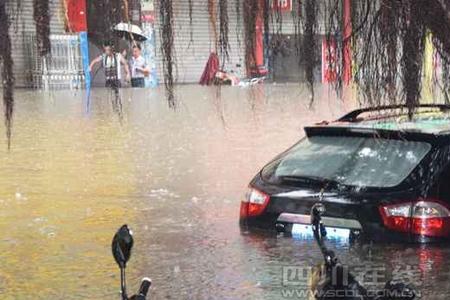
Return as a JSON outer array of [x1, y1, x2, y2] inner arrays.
[[112, 224, 134, 269]]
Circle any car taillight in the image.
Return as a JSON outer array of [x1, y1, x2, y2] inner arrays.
[[240, 187, 270, 218], [379, 200, 450, 237], [379, 202, 412, 233]]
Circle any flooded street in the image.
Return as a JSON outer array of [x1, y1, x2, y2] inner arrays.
[[0, 85, 449, 299]]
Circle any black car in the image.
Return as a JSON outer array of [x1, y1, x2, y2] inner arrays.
[[240, 105, 450, 243]]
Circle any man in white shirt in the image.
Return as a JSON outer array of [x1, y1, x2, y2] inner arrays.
[[129, 44, 149, 88]]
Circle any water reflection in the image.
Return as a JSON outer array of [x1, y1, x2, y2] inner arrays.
[[0, 85, 448, 299]]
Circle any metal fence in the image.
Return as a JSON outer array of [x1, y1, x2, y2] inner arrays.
[[26, 34, 85, 90]]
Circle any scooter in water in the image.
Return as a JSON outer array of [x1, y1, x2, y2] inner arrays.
[[112, 225, 151, 300], [310, 203, 416, 300]]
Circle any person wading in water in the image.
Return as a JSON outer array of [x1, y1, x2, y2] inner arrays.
[[129, 44, 149, 88], [89, 41, 131, 90]]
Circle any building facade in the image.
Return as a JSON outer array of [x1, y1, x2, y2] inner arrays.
[[152, 0, 246, 84], [3, 0, 354, 88], [6, 0, 69, 87]]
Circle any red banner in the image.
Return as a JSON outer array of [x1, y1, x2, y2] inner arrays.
[[142, 12, 155, 23], [271, 0, 292, 12], [66, 0, 87, 32]]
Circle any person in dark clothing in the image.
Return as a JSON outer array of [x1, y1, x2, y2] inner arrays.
[[89, 41, 130, 88]]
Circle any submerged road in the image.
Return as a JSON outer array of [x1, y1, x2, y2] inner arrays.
[[0, 85, 448, 299]]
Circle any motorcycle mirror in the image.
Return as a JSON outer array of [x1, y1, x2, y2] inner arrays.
[[112, 224, 134, 269]]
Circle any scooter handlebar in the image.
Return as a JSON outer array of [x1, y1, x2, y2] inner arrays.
[[129, 278, 152, 300], [138, 278, 152, 297]]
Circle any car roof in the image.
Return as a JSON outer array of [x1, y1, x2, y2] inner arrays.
[[326, 105, 450, 136]]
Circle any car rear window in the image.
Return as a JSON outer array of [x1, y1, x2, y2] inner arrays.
[[262, 136, 432, 188]]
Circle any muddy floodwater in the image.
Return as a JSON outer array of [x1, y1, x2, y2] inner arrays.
[[0, 85, 449, 299]]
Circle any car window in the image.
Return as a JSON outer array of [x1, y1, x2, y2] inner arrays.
[[263, 136, 432, 188]]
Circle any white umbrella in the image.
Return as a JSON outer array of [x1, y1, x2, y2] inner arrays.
[[114, 22, 147, 42]]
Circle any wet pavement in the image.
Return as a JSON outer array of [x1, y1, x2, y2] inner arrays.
[[0, 85, 449, 299]]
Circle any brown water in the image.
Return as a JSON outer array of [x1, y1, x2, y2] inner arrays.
[[0, 85, 449, 299]]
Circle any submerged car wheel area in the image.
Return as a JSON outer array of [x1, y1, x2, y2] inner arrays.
[[240, 105, 450, 243]]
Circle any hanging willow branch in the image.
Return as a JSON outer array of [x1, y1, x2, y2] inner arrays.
[[261, 0, 269, 69], [159, 0, 175, 107], [218, 0, 230, 66], [425, 1, 450, 104], [87, 0, 123, 46], [401, 1, 426, 118], [33, 0, 50, 56], [349, 0, 428, 115], [208, 0, 218, 51], [8, 0, 22, 29], [234, 0, 241, 53], [292, 0, 301, 56], [243, 0, 258, 74], [188, 0, 194, 45], [377, 0, 399, 103], [0, 0, 14, 148], [301, 0, 318, 100]]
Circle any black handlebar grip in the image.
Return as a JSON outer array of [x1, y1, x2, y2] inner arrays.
[[138, 278, 152, 297]]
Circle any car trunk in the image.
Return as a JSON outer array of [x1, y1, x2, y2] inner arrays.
[[264, 184, 419, 241]]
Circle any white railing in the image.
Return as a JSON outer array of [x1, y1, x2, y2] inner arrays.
[[26, 33, 85, 90]]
